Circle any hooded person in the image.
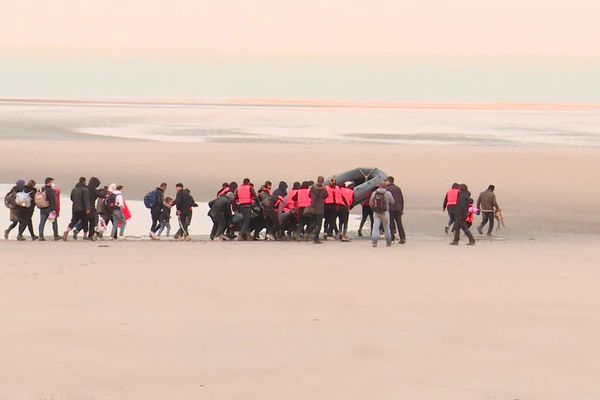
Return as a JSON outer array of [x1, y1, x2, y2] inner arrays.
[[38, 177, 59, 241], [4, 179, 25, 240], [308, 176, 329, 244], [272, 181, 288, 198], [209, 191, 235, 240], [86, 177, 105, 240], [451, 184, 476, 246], [63, 177, 91, 241], [16, 179, 38, 241]]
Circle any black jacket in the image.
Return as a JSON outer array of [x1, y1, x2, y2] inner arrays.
[[88, 177, 104, 211], [42, 185, 57, 212], [173, 190, 194, 215], [152, 187, 165, 211], [454, 190, 471, 221], [70, 182, 91, 212], [209, 196, 232, 216], [160, 206, 172, 222]]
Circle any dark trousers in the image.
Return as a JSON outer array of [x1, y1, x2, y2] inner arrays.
[[453, 220, 475, 243], [479, 211, 495, 234], [69, 210, 88, 233], [389, 210, 406, 242], [176, 212, 191, 237], [311, 214, 324, 242], [17, 207, 35, 237], [338, 206, 349, 237], [264, 211, 279, 237], [447, 206, 456, 227], [324, 204, 338, 236], [239, 205, 252, 239], [359, 205, 373, 232], [87, 211, 98, 238], [39, 208, 58, 239], [210, 211, 227, 238], [150, 208, 162, 233]]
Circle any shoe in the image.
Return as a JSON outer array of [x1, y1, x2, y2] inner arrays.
[[313, 239, 322, 244], [357, 229, 363, 237], [486, 233, 493, 237], [32, 235, 38, 241], [450, 241, 459, 246], [185, 235, 192, 241], [73, 230, 78, 240], [445, 226, 449, 234], [386, 242, 392, 247], [467, 240, 476, 246], [477, 226, 483, 235], [149, 232, 156, 239], [17, 235, 25, 241], [54, 235, 61, 241], [399, 239, 406, 244], [38, 237, 46, 241], [62, 231, 69, 241], [4, 229, 9, 240]]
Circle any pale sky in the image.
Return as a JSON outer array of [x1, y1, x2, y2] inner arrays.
[[1, 0, 599, 101]]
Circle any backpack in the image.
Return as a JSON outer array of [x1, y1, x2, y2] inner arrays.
[[35, 190, 49, 208], [143, 190, 158, 209], [15, 191, 32, 208], [371, 191, 387, 213], [4, 191, 17, 209], [104, 192, 117, 210]]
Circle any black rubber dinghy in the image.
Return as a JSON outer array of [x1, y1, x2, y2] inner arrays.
[[327, 167, 388, 207]]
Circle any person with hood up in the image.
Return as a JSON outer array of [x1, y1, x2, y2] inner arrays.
[[110, 184, 127, 239], [38, 177, 59, 241], [369, 182, 395, 247], [4, 180, 24, 240], [86, 177, 105, 240], [450, 184, 476, 246], [149, 182, 167, 238], [16, 180, 38, 241], [308, 176, 328, 244], [209, 192, 234, 240], [272, 181, 288, 198], [63, 177, 90, 241]]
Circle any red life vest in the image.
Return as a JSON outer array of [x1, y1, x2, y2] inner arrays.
[[335, 186, 345, 206], [236, 185, 253, 205], [446, 188, 459, 207], [341, 187, 354, 208], [297, 188, 311, 208], [217, 187, 230, 197], [287, 189, 298, 210], [466, 207, 474, 223], [325, 185, 338, 205], [259, 186, 272, 196]]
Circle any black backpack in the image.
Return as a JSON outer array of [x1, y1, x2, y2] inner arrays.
[[371, 191, 387, 213]]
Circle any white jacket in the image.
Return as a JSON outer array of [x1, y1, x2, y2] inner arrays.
[[113, 190, 124, 209]]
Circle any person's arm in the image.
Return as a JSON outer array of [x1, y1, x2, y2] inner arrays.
[[47, 188, 56, 212], [251, 188, 259, 204], [369, 192, 376, 208], [476, 194, 482, 210], [443, 193, 448, 211], [398, 189, 404, 212], [386, 192, 395, 205], [83, 188, 91, 211], [493, 194, 500, 210]]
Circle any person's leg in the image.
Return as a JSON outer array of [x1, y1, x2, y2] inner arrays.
[[150, 209, 159, 233], [389, 210, 398, 241], [452, 220, 462, 244], [215, 212, 227, 237], [339, 207, 349, 238], [358, 206, 368, 235], [313, 214, 323, 242], [39, 209, 48, 239], [395, 212, 406, 242], [26, 211, 36, 238], [486, 212, 494, 235], [51, 217, 59, 239], [119, 213, 127, 236], [324, 205, 335, 237], [156, 221, 165, 237], [87, 211, 97, 238], [382, 212, 392, 246], [240, 206, 251, 239], [463, 223, 475, 243], [111, 212, 119, 238], [371, 212, 382, 246]]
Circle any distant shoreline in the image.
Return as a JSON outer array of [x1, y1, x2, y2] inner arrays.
[[1, 97, 600, 111]]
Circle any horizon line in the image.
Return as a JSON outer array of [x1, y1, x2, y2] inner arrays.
[[1, 97, 599, 111]]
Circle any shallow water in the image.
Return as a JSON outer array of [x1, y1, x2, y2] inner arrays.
[[1, 101, 600, 147]]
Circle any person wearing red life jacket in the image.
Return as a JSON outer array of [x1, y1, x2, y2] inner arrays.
[[338, 181, 355, 242], [443, 182, 460, 234], [258, 181, 272, 197], [358, 196, 373, 237], [234, 178, 258, 241], [292, 181, 311, 238], [217, 183, 231, 197], [283, 181, 300, 236], [324, 177, 341, 239]]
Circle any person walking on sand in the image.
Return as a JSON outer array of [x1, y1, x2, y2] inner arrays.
[[308, 176, 328, 244], [38, 177, 59, 241], [385, 176, 406, 244], [209, 192, 234, 240], [156, 197, 174, 238], [16, 180, 38, 241], [4, 180, 24, 240], [87, 177, 105, 241], [370, 182, 395, 247], [63, 177, 90, 241], [110, 185, 127, 239], [357, 197, 373, 238], [443, 183, 460, 234], [450, 184, 476, 246], [234, 178, 258, 241], [173, 183, 194, 241], [476, 185, 500, 237], [148, 182, 167, 238]]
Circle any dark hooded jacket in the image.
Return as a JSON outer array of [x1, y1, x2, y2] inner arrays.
[[71, 182, 91, 212], [309, 184, 328, 215], [173, 189, 194, 215], [41, 184, 57, 212], [454, 190, 471, 221], [88, 177, 104, 211], [152, 187, 165, 212], [272, 181, 288, 198]]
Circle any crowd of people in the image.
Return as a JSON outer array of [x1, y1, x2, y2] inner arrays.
[[4, 175, 500, 247]]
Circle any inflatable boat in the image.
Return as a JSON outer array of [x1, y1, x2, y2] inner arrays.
[[327, 167, 388, 207]]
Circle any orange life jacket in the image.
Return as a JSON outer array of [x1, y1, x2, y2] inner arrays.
[[341, 187, 354, 208], [325, 185, 339, 205], [287, 189, 298, 210], [217, 187, 230, 197], [297, 188, 311, 208], [236, 185, 253, 205], [446, 188, 459, 207]]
